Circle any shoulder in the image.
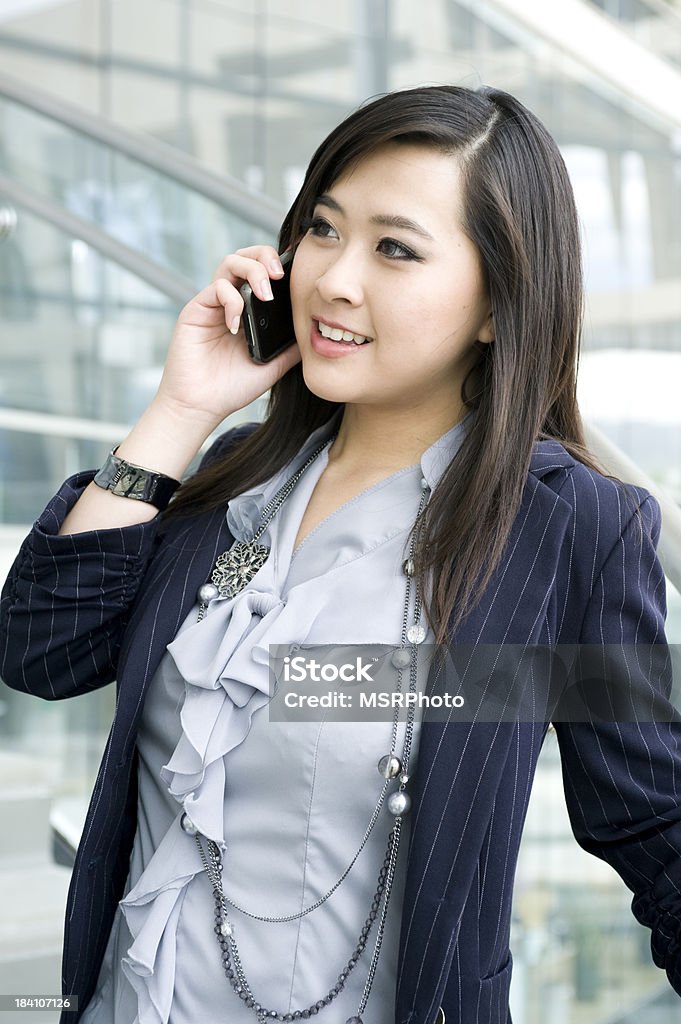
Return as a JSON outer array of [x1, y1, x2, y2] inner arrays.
[[529, 438, 662, 578], [531, 437, 657, 519]]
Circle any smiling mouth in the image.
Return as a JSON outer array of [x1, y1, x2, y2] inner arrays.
[[315, 320, 373, 345]]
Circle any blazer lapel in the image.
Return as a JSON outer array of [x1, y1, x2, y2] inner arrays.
[[114, 504, 237, 738]]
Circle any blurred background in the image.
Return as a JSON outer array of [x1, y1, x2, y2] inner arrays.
[[0, 0, 681, 1020]]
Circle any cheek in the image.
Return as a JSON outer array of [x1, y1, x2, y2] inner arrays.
[[384, 291, 451, 344], [423, 279, 487, 337]]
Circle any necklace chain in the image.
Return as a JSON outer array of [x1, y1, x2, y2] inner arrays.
[[196, 826, 398, 1022], [219, 775, 391, 923], [253, 436, 338, 542], [191, 430, 430, 1023]]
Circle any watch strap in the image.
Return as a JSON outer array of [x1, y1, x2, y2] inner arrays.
[[93, 447, 181, 510]]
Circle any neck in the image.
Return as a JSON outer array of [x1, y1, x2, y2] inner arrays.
[[327, 401, 470, 475]]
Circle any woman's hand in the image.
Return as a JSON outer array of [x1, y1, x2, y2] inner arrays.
[[58, 245, 301, 535], [156, 244, 301, 430]]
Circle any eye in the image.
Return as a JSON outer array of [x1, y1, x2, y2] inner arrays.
[[305, 216, 338, 239], [376, 238, 421, 262]]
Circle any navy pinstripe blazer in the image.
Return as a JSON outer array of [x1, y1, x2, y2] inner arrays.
[[2, 423, 681, 1024]]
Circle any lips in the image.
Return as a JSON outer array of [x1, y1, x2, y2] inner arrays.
[[314, 317, 373, 345], [309, 319, 371, 359]]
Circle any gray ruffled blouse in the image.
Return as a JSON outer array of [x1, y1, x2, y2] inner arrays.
[[80, 409, 472, 1024]]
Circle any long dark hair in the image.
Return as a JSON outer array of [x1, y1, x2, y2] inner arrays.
[[166, 84, 624, 645]]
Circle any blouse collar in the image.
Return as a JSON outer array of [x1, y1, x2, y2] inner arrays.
[[225, 406, 475, 541]]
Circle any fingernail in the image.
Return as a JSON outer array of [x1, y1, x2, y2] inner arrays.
[[269, 259, 284, 276], [230, 315, 240, 334], [260, 278, 273, 301]]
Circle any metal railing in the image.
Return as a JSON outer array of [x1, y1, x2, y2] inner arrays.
[[0, 177, 194, 305], [0, 69, 284, 237]]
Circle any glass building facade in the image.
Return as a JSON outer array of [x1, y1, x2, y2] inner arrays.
[[1, 1, 680, 1020]]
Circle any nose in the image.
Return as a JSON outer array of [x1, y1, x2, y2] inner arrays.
[[315, 248, 364, 307]]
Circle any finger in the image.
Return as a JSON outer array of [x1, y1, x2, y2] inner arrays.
[[183, 277, 245, 335], [209, 254, 275, 302], [234, 244, 286, 277], [213, 278, 246, 335], [212, 248, 284, 292]]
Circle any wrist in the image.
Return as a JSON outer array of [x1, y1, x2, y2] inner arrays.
[[151, 394, 230, 437], [116, 399, 222, 481]]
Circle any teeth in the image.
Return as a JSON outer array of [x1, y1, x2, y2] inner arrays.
[[317, 321, 370, 345]]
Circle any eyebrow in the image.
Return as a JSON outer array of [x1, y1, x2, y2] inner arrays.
[[314, 194, 435, 242]]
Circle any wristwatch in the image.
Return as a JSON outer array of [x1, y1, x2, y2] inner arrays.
[[93, 447, 181, 510]]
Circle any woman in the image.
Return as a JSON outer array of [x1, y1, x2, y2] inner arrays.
[[1, 85, 680, 1024]]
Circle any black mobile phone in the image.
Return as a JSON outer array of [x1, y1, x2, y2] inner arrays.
[[240, 249, 296, 363]]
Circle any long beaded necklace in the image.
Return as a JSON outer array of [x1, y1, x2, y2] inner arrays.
[[181, 433, 430, 1024]]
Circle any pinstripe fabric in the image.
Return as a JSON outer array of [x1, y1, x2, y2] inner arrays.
[[1, 426, 678, 1024]]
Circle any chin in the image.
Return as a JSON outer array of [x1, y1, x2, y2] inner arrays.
[[300, 361, 359, 404]]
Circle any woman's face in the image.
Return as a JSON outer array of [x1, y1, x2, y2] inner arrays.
[[290, 142, 494, 420]]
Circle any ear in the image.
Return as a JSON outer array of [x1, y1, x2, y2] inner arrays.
[[477, 311, 494, 345]]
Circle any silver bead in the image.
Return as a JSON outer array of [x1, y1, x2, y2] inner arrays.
[[378, 754, 402, 779], [387, 790, 412, 816], [399, 772, 410, 785], [180, 812, 198, 835], [346, 1018, 363, 1024], [220, 920, 234, 937], [420, 476, 429, 489], [391, 648, 411, 669], [402, 558, 415, 577], [406, 624, 426, 644], [197, 582, 219, 605]]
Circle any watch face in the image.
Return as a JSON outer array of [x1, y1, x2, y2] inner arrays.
[[115, 465, 153, 500], [94, 452, 179, 509]]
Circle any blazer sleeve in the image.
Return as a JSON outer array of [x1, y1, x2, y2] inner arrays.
[[0, 426, 253, 701], [554, 492, 681, 996]]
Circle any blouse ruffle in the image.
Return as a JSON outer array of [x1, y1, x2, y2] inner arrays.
[[118, 477, 324, 1019]]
